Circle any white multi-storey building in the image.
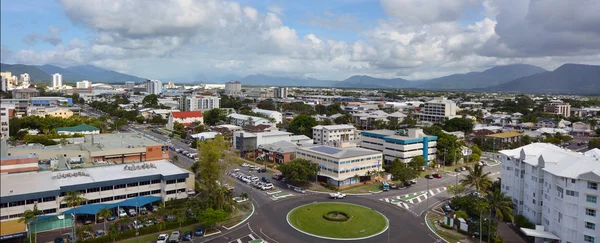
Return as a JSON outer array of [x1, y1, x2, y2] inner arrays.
[[146, 79, 162, 95], [0, 103, 13, 140], [360, 128, 437, 166], [500, 143, 600, 243], [52, 73, 62, 90], [312, 125, 360, 146], [417, 97, 460, 123], [225, 81, 242, 96], [76, 80, 92, 89], [125, 81, 135, 89], [274, 87, 289, 98], [19, 73, 30, 85], [0, 73, 7, 91], [226, 113, 273, 127], [180, 96, 220, 111], [544, 100, 571, 118], [251, 108, 282, 124]]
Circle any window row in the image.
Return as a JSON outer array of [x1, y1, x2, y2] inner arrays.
[[58, 190, 164, 208]]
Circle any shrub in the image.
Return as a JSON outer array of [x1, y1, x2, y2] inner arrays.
[[457, 228, 469, 235], [322, 211, 350, 222], [514, 214, 535, 229], [440, 223, 454, 230]]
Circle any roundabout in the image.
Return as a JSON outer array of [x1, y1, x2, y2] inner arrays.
[[286, 202, 388, 240]]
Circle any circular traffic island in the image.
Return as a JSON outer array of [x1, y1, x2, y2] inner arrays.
[[286, 202, 389, 240]]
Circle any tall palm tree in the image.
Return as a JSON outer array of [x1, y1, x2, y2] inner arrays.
[[97, 207, 112, 233], [486, 189, 515, 222], [62, 191, 87, 241], [19, 204, 42, 243], [461, 164, 492, 193]]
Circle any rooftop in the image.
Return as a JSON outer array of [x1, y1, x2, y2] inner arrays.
[[56, 124, 99, 132], [298, 145, 380, 159], [171, 111, 202, 119], [313, 125, 355, 130], [1, 171, 59, 198], [259, 140, 298, 153], [485, 132, 522, 138], [252, 108, 281, 115]]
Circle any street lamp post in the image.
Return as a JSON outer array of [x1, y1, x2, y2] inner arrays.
[[426, 178, 430, 210]]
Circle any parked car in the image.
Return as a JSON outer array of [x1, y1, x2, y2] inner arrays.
[[329, 192, 347, 199], [107, 215, 116, 221], [144, 220, 155, 227], [95, 230, 106, 237], [250, 176, 260, 182], [168, 231, 181, 243], [117, 208, 126, 217], [194, 227, 205, 236], [84, 220, 93, 225], [128, 208, 137, 216], [409, 179, 417, 184], [257, 168, 267, 173], [461, 167, 466, 171], [390, 183, 398, 189], [166, 215, 176, 221], [433, 174, 442, 179], [241, 163, 250, 167], [152, 205, 159, 212], [403, 181, 412, 187], [294, 187, 306, 194], [454, 168, 462, 172], [132, 220, 144, 229], [442, 204, 452, 213], [157, 234, 169, 243], [139, 207, 148, 215], [183, 232, 193, 241], [54, 237, 64, 243], [425, 174, 434, 179], [272, 174, 282, 180], [96, 216, 105, 223], [261, 177, 270, 183], [261, 183, 273, 190]]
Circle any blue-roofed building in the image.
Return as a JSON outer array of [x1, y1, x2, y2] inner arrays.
[[360, 128, 437, 166], [296, 145, 383, 188]]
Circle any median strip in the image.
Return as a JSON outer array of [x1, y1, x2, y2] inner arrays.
[[272, 193, 293, 199], [402, 192, 426, 201], [266, 190, 282, 195]]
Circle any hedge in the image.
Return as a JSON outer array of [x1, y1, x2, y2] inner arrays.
[[440, 223, 453, 230], [457, 228, 469, 235], [322, 211, 350, 222]]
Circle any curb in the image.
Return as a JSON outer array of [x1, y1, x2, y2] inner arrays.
[[286, 202, 389, 241], [424, 212, 449, 243], [222, 203, 255, 230], [203, 229, 222, 237], [305, 189, 371, 196]]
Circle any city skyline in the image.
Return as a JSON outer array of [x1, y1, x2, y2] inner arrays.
[[1, 0, 599, 82]]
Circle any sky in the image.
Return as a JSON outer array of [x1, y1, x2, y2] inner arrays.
[[1, 0, 600, 82]]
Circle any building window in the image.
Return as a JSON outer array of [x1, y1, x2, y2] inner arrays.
[[166, 180, 176, 184], [584, 235, 595, 243], [151, 180, 161, 184], [586, 208, 596, 217], [114, 184, 126, 189], [176, 178, 186, 183], [587, 195, 597, 203], [140, 191, 151, 196], [101, 197, 113, 202], [566, 190, 579, 197], [127, 182, 139, 187], [114, 195, 126, 200], [589, 182, 598, 190], [166, 190, 177, 195], [101, 186, 113, 191], [585, 222, 596, 230], [151, 190, 161, 194], [127, 193, 138, 198], [139, 181, 150, 186], [87, 188, 100, 193]]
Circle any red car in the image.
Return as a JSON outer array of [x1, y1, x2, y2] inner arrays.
[[433, 173, 442, 178]]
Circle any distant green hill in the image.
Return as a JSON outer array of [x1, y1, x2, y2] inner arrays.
[[0, 63, 51, 82], [1, 63, 146, 83]]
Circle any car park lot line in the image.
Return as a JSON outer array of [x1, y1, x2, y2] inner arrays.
[[266, 190, 282, 195]]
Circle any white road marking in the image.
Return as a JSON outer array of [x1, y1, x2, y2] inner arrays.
[[248, 234, 256, 240], [384, 198, 390, 203], [436, 188, 441, 193], [416, 197, 422, 203], [429, 190, 434, 195]]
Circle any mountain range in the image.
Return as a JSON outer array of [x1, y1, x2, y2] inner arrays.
[[0, 63, 146, 83], [2, 62, 599, 94]]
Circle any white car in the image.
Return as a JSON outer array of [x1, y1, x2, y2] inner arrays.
[[250, 176, 260, 182], [329, 192, 347, 199], [261, 183, 273, 190], [128, 208, 137, 216], [118, 208, 127, 217], [409, 179, 417, 184], [132, 220, 144, 229], [241, 163, 250, 167], [157, 234, 169, 243]]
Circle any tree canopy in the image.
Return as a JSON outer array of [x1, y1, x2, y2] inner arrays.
[[288, 114, 318, 138], [203, 108, 227, 126], [443, 118, 474, 134], [278, 158, 319, 185], [589, 138, 600, 149], [141, 94, 159, 108], [386, 158, 419, 183]]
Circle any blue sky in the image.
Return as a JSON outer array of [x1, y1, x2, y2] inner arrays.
[[1, 0, 599, 82]]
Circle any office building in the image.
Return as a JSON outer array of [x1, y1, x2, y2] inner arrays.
[[52, 73, 62, 89], [146, 79, 162, 95], [544, 100, 571, 117], [0, 72, 13, 90], [0, 104, 13, 140], [11, 88, 40, 99], [500, 143, 600, 243], [28, 107, 74, 118], [312, 125, 360, 146], [360, 128, 437, 165], [274, 87, 289, 98], [256, 141, 298, 164], [418, 97, 460, 123], [1, 73, 8, 91], [251, 108, 282, 124], [233, 131, 292, 152], [76, 80, 92, 89], [227, 113, 273, 127], [296, 146, 383, 187], [225, 81, 242, 96], [167, 111, 203, 130], [125, 81, 135, 89], [19, 73, 30, 85], [179, 96, 220, 111]]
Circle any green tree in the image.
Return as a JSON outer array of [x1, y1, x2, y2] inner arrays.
[[287, 114, 318, 138], [370, 119, 388, 130], [97, 207, 112, 233], [19, 204, 42, 243], [320, 118, 333, 125], [176, 210, 185, 230], [62, 191, 87, 241], [447, 184, 467, 197], [256, 99, 276, 110], [278, 158, 320, 185], [461, 164, 493, 193], [172, 155, 179, 164], [589, 138, 600, 149], [408, 156, 426, 170], [543, 136, 561, 145], [141, 94, 159, 108], [444, 118, 474, 134], [196, 208, 229, 230], [108, 223, 119, 242], [486, 189, 514, 222], [203, 108, 226, 126], [387, 158, 419, 184], [333, 114, 352, 124], [195, 136, 234, 211]]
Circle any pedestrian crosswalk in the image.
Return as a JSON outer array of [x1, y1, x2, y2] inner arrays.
[[379, 187, 447, 209], [229, 233, 266, 243]]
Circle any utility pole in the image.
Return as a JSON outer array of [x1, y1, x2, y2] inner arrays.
[[426, 178, 430, 210], [488, 209, 491, 243]]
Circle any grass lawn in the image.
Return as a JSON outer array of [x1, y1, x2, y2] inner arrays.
[[287, 202, 388, 239], [426, 213, 466, 242], [341, 183, 382, 193]]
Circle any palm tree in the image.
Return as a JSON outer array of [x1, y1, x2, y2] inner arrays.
[[108, 224, 119, 243], [19, 204, 42, 243], [486, 189, 515, 222], [118, 216, 131, 232], [76, 224, 93, 241], [62, 191, 87, 241], [97, 207, 112, 233], [461, 164, 492, 193]]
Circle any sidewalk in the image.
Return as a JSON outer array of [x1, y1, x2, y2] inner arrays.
[[497, 222, 527, 243]]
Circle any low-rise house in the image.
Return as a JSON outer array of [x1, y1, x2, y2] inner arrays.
[[56, 124, 100, 135], [227, 113, 273, 127], [485, 131, 522, 145], [28, 107, 74, 118], [256, 140, 298, 164], [167, 111, 203, 130], [536, 119, 556, 128], [243, 124, 277, 133], [252, 108, 282, 124]]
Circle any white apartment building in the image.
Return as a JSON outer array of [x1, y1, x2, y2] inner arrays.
[[500, 143, 600, 243], [180, 96, 220, 111], [52, 73, 62, 90], [233, 131, 292, 151], [125, 81, 135, 89], [312, 125, 360, 146], [0, 161, 194, 222], [274, 87, 289, 98], [226, 113, 273, 127], [1, 73, 8, 91], [76, 80, 92, 89], [418, 97, 460, 123], [0, 103, 13, 140], [360, 128, 437, 166], [225, 81, 242, 96], [252, 108, 282, 124], [19, 73, 30, 85], [146, 79, 162, 95], [296, 145, 383, 187], [544, 100, 571, 117]]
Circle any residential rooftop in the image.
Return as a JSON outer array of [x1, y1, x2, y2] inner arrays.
[[313, 124, 356, 130], [298, 145, 381, 159], [485, 131, 523, 138]]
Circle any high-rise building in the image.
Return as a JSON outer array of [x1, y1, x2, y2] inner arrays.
[[0, 103, 14, 140], [417, 97, 460, 123], [20, 73, 30, 86], [145, 79, 162, 95], [0, 73, 8, 92], [544, 100, 571, 117], [312, 125, 359, 146], [360, 128, 437, 165], [76, 80, 92, 89], [225, 81, 242, 96], [167, 82, 176, 89], [52, 73, 62, 89], [500, 143, 600, 243], [125, 81, 135, 89], [274, 87, 289, 98], [179, 96, 220, 111]]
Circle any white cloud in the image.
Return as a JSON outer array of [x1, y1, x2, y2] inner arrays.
[[380, 0, 479, 24], [267, 5, 284, 15], [22, 25, 63, 46]]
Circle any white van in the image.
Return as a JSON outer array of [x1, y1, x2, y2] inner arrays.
[[118, 208, 127, 217]]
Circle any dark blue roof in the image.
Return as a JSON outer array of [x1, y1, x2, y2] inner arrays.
[[62, 196, 161, 215], [310, 146, 342, 155]]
